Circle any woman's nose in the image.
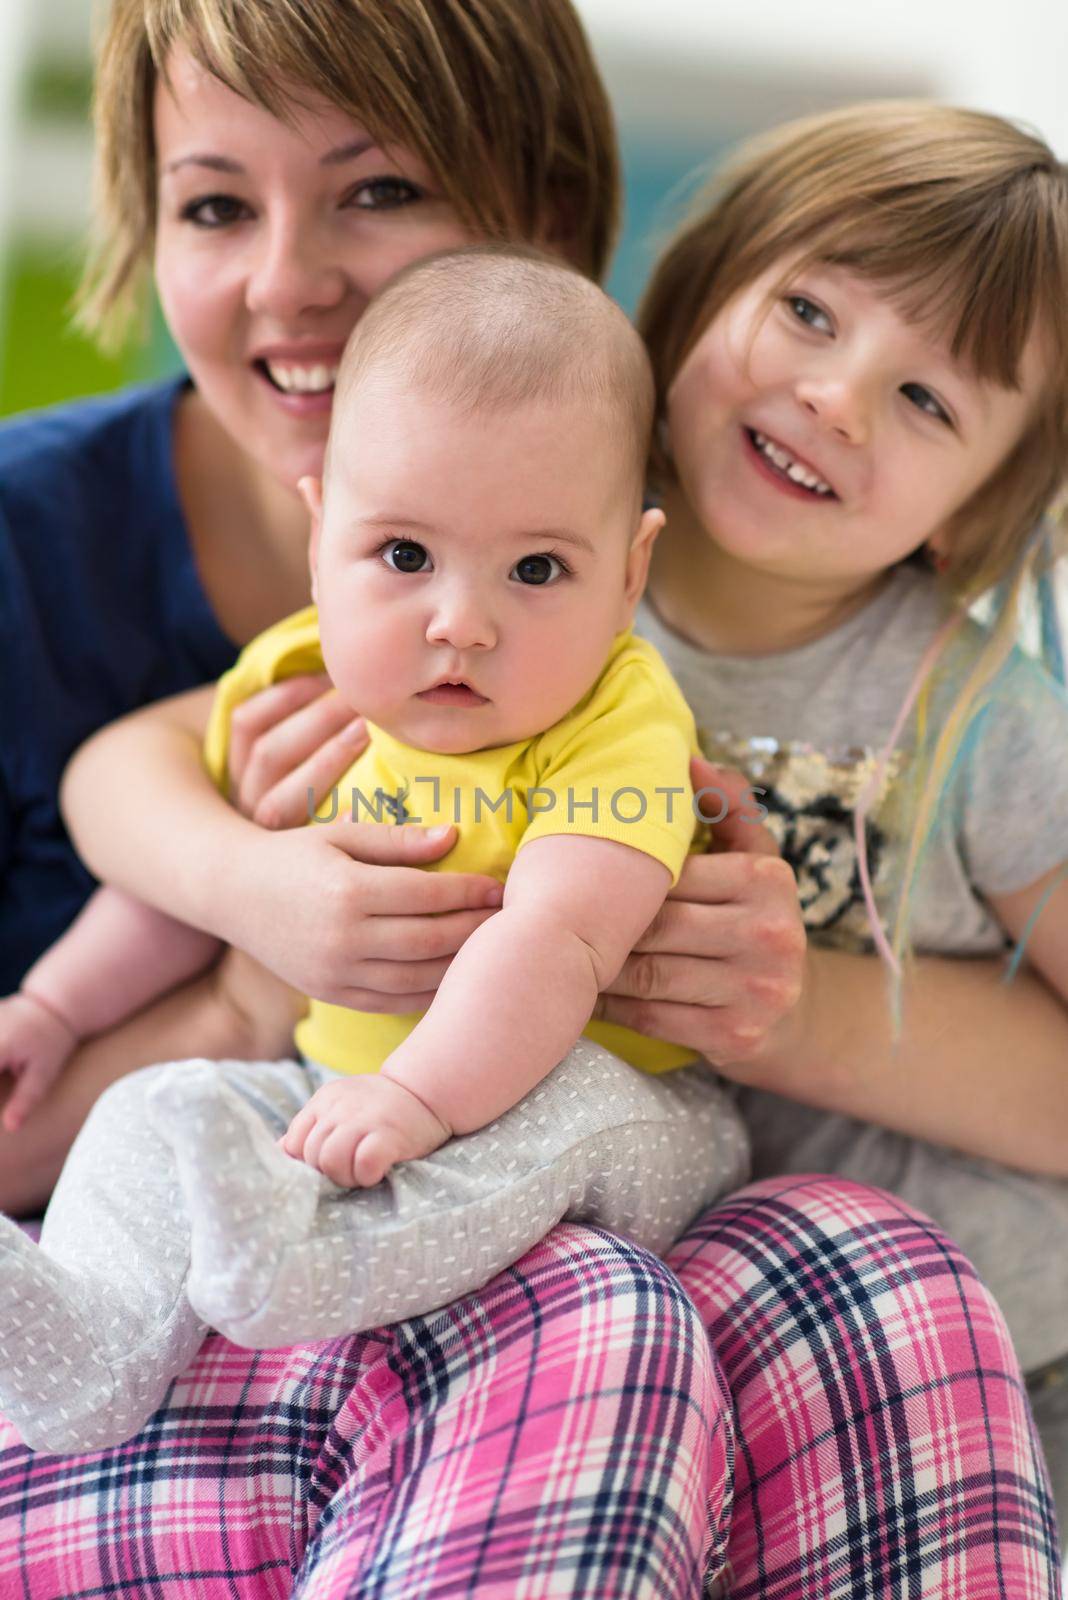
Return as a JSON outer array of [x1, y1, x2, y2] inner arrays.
[[425, 588, 498, 651], [245, 215, 349, 320]]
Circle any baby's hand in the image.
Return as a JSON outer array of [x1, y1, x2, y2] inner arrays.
[[281, 1075, 451, 1187], [0, 993, 79, 1132]]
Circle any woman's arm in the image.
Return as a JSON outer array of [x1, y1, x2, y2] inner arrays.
[[62, 687, 506, 1006], [599, 846, 1068, 1178]]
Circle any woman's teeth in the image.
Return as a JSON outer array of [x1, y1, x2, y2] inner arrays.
[[751, 430, 833, 496], [264, 361, 339, 395]]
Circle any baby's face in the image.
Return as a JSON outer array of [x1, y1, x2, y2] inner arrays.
[[308, 384, 658, 753]]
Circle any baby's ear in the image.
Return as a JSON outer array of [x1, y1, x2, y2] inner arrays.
[[298, 476, 325, 601], [620, 507, 665, 623]]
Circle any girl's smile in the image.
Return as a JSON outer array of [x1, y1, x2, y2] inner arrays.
[[741, 426, 837, 501], [663, 261, 1043, 601]]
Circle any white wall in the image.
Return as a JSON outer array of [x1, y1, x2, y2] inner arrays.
[[577, 0, 1068, 155]]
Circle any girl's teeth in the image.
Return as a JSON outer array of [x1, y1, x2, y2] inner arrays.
[[752, 430, 832, 496], [264, 361, 340, 394]]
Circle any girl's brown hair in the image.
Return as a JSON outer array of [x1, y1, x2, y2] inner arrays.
[[79, 0, 619, 348]]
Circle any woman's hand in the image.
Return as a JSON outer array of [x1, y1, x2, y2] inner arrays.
[[594, 759, 807, 1066], [220, 675, 505, 1009], [221, 818, 503, 1011], [227, 673, 368, 827]]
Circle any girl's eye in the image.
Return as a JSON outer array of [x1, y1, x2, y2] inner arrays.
[[786, 295, 833, 334], [510, 553, 567, 586], [180, 195, 251, 228], [901, 382, 951, 425], [347, 176, 423, 211], [382, 540, 431, 574]]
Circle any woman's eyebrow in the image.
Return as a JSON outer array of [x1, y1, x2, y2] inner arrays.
[[164, 139, 377, 177]]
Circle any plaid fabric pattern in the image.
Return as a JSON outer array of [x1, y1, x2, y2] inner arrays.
[[1, 1179, 1059, 1598], [0, 1226, 728, 1599], [670, 1176, 1061, 1598]]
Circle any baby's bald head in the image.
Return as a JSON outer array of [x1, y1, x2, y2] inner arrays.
[[327, 245, 654, 510]]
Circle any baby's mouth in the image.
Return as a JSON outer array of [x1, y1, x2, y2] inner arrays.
[[745, 427, 838, 499], [417, 681, 490, 707]]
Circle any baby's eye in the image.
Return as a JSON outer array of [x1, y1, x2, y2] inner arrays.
[[786, 295, 833, 334], [181, 194, 251, 228], [901, 382, 951, 425], [382, 540, 431, 573], [346, 176, 423, 210], [510, 553, 567, 586]]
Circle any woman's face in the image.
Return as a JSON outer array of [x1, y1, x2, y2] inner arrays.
[[154, 49, 475, 490]]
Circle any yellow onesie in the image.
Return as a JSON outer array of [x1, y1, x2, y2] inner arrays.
[[204, 608, 701, 1076]]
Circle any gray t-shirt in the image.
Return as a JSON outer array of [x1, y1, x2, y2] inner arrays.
[[636, 566, 1068, 1371]]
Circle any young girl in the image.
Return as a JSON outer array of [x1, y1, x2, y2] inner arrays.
[[3, 9, 1057, 1585], [0, 249, 749, 1453], [632, 98, 1068, 1509]]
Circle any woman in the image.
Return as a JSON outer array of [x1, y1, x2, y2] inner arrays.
[[0, 3, 1057, 1594]]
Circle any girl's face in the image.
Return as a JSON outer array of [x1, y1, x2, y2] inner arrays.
[[154, 49, 475, 490], [665, 261, 1044, 589]]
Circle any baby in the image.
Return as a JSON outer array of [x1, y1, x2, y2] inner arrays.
[[0, 247, 748, 1453]]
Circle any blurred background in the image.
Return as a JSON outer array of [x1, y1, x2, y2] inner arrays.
[[1, 0, 1066, 418]]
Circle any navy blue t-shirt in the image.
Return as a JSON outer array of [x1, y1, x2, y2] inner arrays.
[[0, 379, 237, 990]]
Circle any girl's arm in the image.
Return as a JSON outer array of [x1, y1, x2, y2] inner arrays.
[[282, 834, 675, 1187], [600, 855, 1068, 1178]]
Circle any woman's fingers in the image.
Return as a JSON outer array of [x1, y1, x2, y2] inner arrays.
[[691, 755, 780, 856], [592, 994, 764, 1061], [251, 715, 370, 829], [326, 826, 504, 912], [364, 907, 500, 961], [664, 851, 797, 908], [229, 675, 361, 821], [242, 695, 365, 824], [228, 674, 331, 791], [635, 875, 804, 960], [336, 955, 453, 995]]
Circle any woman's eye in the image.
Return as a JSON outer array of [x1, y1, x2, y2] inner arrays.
[[180, 195, 250, 228], [901, 382, 951, 424], [347, 176, 422, 211], [786, 295, 833, 334], [510, 553, 566, 586], [382, 540, 431, 574]]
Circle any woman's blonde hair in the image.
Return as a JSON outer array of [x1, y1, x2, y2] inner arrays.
[[639, 103, 1068, 984], [78, 0, 619, 348]]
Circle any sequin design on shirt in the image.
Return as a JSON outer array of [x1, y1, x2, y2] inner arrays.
[[699, 730, 906, 951]]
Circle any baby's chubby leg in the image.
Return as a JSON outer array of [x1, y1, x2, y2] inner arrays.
[[177, 1044, 750, 1350], [0, 1056, 312, 1453]]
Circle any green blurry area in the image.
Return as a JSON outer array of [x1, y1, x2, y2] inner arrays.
[[0, 240, 179, 417]]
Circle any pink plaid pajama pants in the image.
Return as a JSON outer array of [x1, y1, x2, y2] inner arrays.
[[0, 1175, 1058, 1598]]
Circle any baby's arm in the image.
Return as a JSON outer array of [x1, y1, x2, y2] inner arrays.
[[2, 887, 220, 1131], [282, 834, 673, 1186]]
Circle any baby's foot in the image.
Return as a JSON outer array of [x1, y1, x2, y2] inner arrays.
[[0, 1215, 118, 1452], [147, 1064, 322, 1331]]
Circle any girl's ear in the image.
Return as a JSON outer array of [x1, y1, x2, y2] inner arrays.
[[298, 476, 325, 602], [619, 507, 666, 626]]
